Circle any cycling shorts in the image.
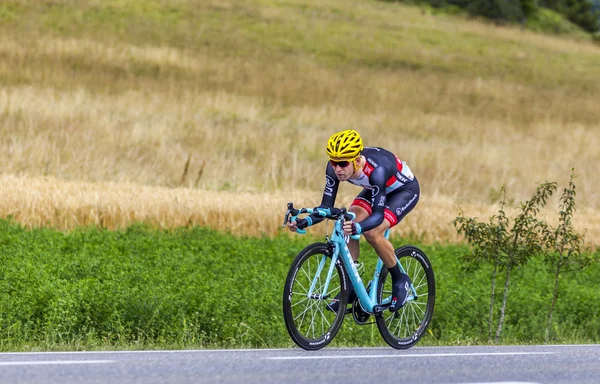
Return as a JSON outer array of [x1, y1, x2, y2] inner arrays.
[[350, 178, 420, 228]]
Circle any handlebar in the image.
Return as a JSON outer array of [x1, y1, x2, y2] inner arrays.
[[282, 202, 360, 239]]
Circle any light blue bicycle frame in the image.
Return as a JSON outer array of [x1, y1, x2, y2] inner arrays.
[[297, 208, 416, 314]]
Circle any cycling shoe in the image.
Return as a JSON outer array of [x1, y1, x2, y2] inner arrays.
[[389, 273, 412, 312]]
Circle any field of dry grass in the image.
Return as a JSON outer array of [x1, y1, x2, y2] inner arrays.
[[2, 174, 599, 246], [1, 0, 599, 244]]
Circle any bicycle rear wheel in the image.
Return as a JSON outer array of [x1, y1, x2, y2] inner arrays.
[[283, 242, 348, 350], [376, 245, 435, 349]]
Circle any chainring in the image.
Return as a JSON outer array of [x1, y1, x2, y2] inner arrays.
[[351, 298, 372, 325]]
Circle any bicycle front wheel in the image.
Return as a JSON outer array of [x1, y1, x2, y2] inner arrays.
[[376, 245, 435, 349], [283, 242, 348, 350]]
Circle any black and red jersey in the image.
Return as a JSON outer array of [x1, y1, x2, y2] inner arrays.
[[313, 147, 418, 232]]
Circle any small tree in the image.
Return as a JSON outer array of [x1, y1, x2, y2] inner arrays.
[[454, 188, 510, 342], [541, 169, 595, 342], [455, 181, 557, 343], [565, 0, 600, 33]]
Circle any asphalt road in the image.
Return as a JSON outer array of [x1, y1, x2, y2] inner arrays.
[[1, 344, 599, 384]]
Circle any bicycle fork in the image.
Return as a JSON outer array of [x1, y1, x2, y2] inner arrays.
[[306, 249, 340, 301]]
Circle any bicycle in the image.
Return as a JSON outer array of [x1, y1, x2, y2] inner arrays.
[[282, 202, 435, 350]]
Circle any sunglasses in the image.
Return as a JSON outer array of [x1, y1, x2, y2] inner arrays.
[[330, 160, 352, 168]]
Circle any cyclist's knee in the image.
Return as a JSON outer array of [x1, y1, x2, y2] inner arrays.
[[349, 205, 369, 221], [363, 230, 375, 244], [363, 228, 386, 244], [363, 220, 392, 243]]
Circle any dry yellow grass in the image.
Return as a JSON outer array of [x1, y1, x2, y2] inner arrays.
[[1, 0, 599, 245], [2, 175, 599, 246], [2, 79, 598, 203]]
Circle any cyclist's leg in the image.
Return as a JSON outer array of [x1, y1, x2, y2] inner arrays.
[[348, 189, 372, 261], [362, 211, 410, 312], [348, 206, 369, 262], [364, 181, 420, 311], [362, 220, 395, 267], [378, 179, 420, 236], [326, 193, 369, 312], [356, 181, 420, 263], [351, 188, 402, 266], [386, 179, 420, 227]]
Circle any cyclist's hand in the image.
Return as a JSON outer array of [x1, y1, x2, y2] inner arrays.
[[288, 220, 298, 232], [343, 220, 362, 236], [288, 218, 308, 232]]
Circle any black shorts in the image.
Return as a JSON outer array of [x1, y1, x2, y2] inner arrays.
[[350, 179, 420, 228]]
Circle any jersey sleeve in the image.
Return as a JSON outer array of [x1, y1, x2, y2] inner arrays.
[[305, 163, 340, 226], [357, 166, 387, 232]]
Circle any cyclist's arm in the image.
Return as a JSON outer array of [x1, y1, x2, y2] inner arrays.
[[354, 167, 387, 233], [297, 164, 339, 229]]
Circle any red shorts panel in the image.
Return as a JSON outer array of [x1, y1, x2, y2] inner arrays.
[[351, 198, 399, 228]]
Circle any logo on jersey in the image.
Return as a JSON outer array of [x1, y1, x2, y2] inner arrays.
[[371, 185, 380, 197], [367, 158, 378, 167], [326, 175, 335, 187], [370, 185, 381, 206], [325, 175, 335, 196], [396, 172, 409, 184], [396, 193, 418, 215]]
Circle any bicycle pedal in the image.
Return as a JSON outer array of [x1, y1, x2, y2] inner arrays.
[[372, 304, 389, 314]]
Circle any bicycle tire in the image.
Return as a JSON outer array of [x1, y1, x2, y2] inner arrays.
[[375, 245, 435, 349], [283, 242, 348, 350]]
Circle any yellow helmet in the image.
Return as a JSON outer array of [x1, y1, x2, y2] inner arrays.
[[326, 130, 363, 160]]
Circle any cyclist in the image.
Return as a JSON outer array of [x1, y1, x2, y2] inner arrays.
[[288, 129, 419, 312]]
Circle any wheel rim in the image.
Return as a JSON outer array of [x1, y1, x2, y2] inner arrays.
[[379, 254, 432, 341], [288, 252, 343, 342]]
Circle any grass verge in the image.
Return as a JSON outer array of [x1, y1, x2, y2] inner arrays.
[[1, 219, 599, 351]]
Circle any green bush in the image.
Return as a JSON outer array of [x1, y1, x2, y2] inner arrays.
[[526, 7, 591, 37]]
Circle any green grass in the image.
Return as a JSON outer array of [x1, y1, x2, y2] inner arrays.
[[1, 219, 599, 351], [1, 0, 600, 350]]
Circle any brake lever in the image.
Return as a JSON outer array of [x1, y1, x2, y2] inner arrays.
[[282, 202, 295, 228], [286, 202, 308, 234], [282, 209, 291, 228]]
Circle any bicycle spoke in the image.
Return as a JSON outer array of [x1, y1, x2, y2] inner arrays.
[[290, 293, 310, 307], [409, 301, 427, 316], [412, 271, 426, 287], [376, 248, 435, 348], [289, 253, 341, 339], [293, 294, 321, 322], [284, 242, 358, 350], [384, 297, 427, 337], [293, 278, 309, 295]]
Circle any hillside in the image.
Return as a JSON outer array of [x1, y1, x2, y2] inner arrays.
[[1, 0, 599, 243]]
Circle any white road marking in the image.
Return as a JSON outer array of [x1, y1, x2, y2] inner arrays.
[[0, 348, 288, 355], [0, 344, 597, 355], [461, 382, 542, 384], [267, 352, 555, 360], [0, 360, 115, 366]]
